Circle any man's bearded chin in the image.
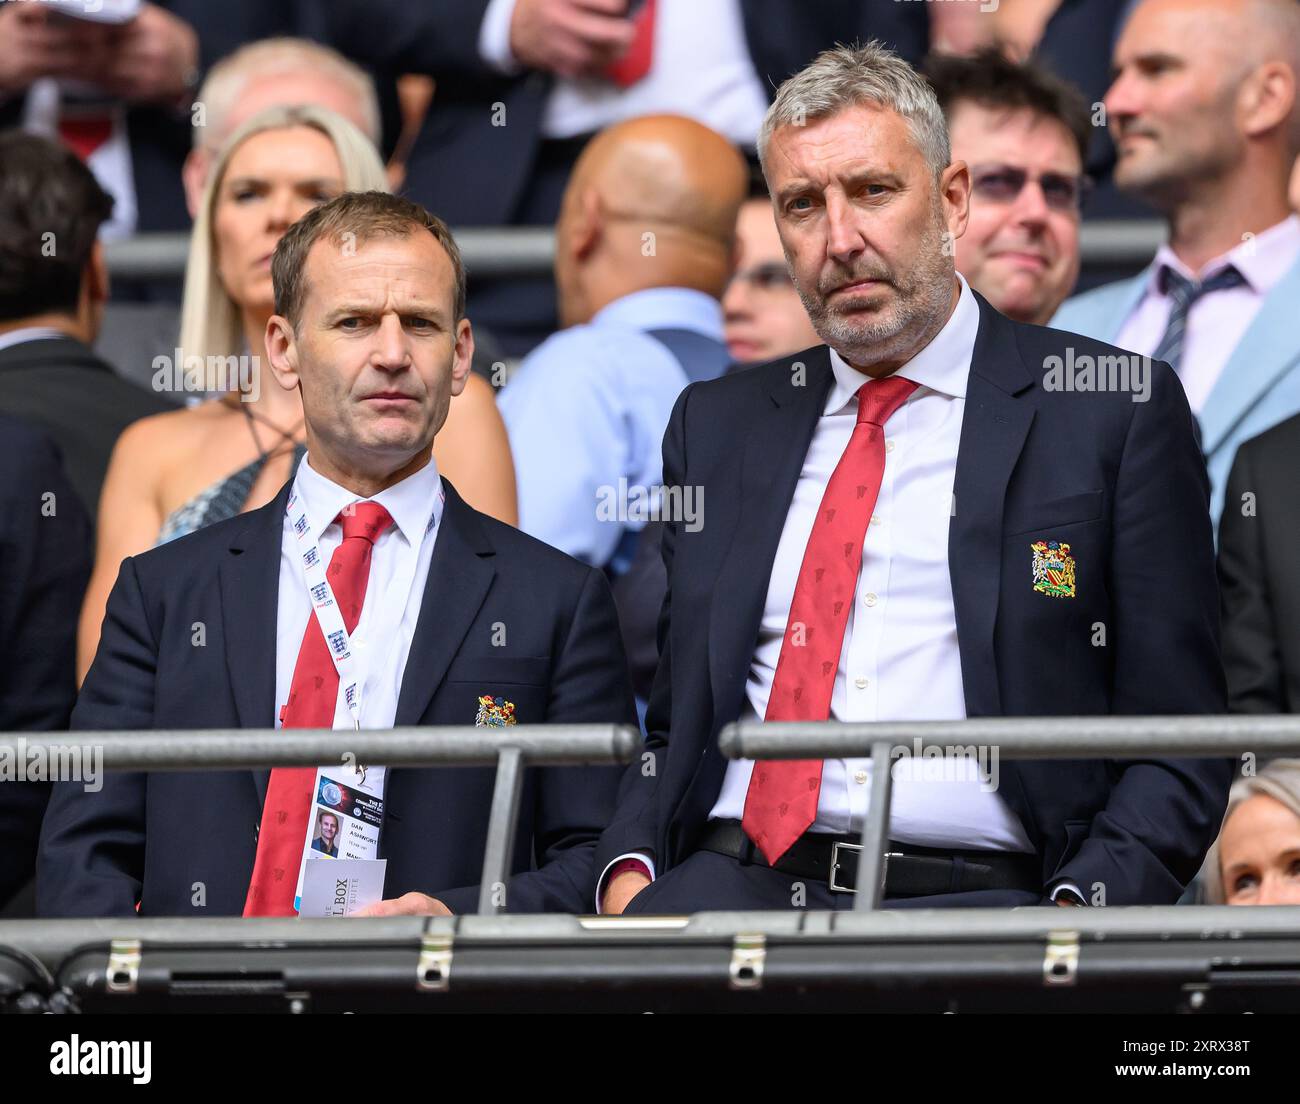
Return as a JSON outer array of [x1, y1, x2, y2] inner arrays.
[[798, 222, 956, 371]]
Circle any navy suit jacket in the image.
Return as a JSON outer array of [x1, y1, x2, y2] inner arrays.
[[0, 418, 91, 907], [38, 479, 636, 918], [599, 293, 1231, 906]]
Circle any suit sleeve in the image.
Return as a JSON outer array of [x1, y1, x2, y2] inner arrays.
[[1218, 442, 1285, 712], [37, 557, 157, 917], [0, 428, 91, 906], [592, 385, 692, 877], [315, 0, 502, 79], [438, 565, 637, 915], [1053, 362, 1232, 904]]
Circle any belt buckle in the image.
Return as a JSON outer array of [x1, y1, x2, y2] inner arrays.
[[829, 843, 905, 894], [828, 841, 862, 893]]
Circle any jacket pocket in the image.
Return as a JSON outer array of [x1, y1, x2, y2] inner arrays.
[[1006, 490, 1104, 536], [442, 655, 551, 685]]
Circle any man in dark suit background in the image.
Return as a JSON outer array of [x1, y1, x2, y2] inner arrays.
[[0, 131, 173, 522], [1219, 413, 1300, 713], [39, 191, 635, 919], [328, 0, 931, 354], [0, 416, 91, 913], [598, 43, 1229, 915]]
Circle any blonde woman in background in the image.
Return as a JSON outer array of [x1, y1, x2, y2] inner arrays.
[[78, 104, 517, 680], [1203, 760, 1300, 905]]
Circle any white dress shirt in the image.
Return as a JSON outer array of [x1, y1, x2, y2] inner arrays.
[[1114, 214, 1300, 414], [275, 454, 444, 730], [478, 0, 769, 145], [708, 277, 1035, 853]]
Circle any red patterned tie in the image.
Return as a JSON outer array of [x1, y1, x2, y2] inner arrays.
[[604, 0, 656, 87], [243, 501, 393, 917], [742, 376, 918, 865]]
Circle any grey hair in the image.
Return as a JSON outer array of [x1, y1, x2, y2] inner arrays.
[[757, 41, 951, 179], [1202, 759, 1300, 904]]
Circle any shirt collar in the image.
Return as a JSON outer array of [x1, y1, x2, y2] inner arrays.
[[1148, 214, 1300, 296], [589, 286, 725, 340], [824, 275, 977, 415], [0, 327, 69, 355], [292, 451, 444, 547]]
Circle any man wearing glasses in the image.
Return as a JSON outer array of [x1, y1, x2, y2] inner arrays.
[[925, 49, 1092, 327]]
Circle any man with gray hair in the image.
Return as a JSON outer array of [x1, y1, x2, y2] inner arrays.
[[597, 42, 1229, 915]]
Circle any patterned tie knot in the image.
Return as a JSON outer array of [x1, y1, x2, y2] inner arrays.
[[855, 375, 919, 428], [1160, 263, 1245, 307], [337, 501, 393, 545]]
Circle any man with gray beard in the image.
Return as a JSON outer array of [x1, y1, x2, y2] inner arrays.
[[596, 42, 1229, 915]]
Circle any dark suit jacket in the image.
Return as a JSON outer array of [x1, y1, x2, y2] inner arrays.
[[599, 293, 1231, 906], [0, 335, 173, 521], [0, 417, 92, 906], [1218, 413, 1300, 712], [331, 0, 929, 226], [38, 479, 636, 918]]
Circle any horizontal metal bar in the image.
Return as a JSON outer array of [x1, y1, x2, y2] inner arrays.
[[719, 715, 1300, 761], [105, 227, 558, 281], [104, 222, 1162, 282], [0, 905, 1297, 969], [0, 725, 639, 772]]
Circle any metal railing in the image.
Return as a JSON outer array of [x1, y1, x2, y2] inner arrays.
[[718, 714, 1300, 911], [3, 715, 1300, 1009], [7, 724, 639, 917], [104, 221, 1165, 281]]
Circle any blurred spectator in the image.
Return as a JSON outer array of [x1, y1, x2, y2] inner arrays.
[[498, 114, 746, 569], [1203, 761, 1300, 905], [722, 175, 820, 366], [329, 0, 932, 356], [181, 37, 382, 218], [97, 36, 385, 393], [0, 130, 172, 521], [926, 48, 1091, 325], [0, 0, 341, 245], [76, 105, 517, 680], [0, 416, 91, 913], [1053, 0, 1300, 525], [1218, 412, 1300, 712]]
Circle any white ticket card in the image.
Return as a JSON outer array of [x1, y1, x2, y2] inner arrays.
[[299, 859, 388, 917]]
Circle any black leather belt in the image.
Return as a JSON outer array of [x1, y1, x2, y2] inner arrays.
[[698, 820, 1041, 897]]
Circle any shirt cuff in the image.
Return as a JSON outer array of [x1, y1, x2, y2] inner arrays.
[[478, 0, 523, 74], [595, 852, 655, 913], [1049, 881, 1087, 905]]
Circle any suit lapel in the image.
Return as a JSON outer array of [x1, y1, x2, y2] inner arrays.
[[708, 349, 834, 727], [949, 298, 1035, 717], [219, 482, 291, 807], [394, 481, 496, 725], [1197, 255, 1300, 458]]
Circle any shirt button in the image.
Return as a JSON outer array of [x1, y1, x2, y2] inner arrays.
[[854, 770, 868, 785], [863, 592, 878, 607], [885, 439, 895, 453], [870, 515, 882, 526], [854, 677, 868, 689]]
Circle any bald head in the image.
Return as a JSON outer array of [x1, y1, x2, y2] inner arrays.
[[555, 115, 748, 326], [1108, 0, 1300, 205]]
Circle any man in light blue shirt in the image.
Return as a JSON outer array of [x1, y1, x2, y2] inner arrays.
[[498, 114, 748, 568]]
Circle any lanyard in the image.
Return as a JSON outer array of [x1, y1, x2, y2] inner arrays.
[[284, 480, 446, 731]]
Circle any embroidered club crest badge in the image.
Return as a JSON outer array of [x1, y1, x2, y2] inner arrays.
[[1031, 540, 1076, 598], [475, 695, 517, 727]]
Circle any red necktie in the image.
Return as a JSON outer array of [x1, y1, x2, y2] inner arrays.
[[243, 501, 394, 917], [58, 115, 113, 162], [604, 0, 656, 87], [742, 376, 918, 866]]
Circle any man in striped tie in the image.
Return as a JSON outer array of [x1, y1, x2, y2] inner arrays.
[[597, 42, 1229, 915]]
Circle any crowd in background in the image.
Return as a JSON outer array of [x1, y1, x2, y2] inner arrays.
[[2, 0, 1300, 916]]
